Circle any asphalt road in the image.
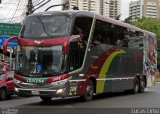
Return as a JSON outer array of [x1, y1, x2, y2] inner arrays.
[[1, 82, 160, 114]]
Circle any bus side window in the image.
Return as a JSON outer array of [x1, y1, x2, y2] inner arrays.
[[67, 41, 85, 71], [128, 30, 144, 49], [72, 16, 93, 41], [68, 16, 93, 72], [92, 20, 108, 46]]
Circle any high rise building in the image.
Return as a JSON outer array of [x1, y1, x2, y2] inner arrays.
[[69, 0, 99, 13], [129, 0, 142, 21], [100, 0, 110, 17], [109, 0, 121, 19], [99, 0, 121, 19], [129, 0, 160, 21], [143, 0, 160, 19], [69, 0, 121, 19]]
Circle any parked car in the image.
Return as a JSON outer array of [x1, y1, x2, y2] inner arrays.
[[0, 62, 14, 100]]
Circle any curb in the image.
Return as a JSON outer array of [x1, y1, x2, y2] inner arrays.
[[156, 78, 160, 82]]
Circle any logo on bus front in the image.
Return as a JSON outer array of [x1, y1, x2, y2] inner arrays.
[[26, 78, 45, 83]]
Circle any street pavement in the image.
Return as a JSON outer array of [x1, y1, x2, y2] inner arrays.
[[0, 82, 160, 114]]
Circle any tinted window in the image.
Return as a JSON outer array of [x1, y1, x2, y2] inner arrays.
[[20, 14, 70, 39], [72, 16, 93, 40], [128, 30, 144, 49], [92, 19, 144, 48], [68, 16, 93, 71], [92, 20, 111, 46]]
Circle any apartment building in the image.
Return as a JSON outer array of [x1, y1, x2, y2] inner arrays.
[[109, 0, 121, 19], [68, 0, 121, 19], [129, 0, 160, 21], [143, 0, 160, 18], [69, 0, 99, 13], [99, 0, 110, 17]]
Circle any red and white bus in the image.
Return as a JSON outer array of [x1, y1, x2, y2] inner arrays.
[[3, 11, 157, 102]]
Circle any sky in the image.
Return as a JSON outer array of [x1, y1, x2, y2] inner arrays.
[[121, 0, 137, 20], [0, 0, 137, 23]]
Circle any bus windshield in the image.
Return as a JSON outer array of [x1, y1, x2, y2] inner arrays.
[[16, 45, 64, 76], [20, 14, 70, 39]]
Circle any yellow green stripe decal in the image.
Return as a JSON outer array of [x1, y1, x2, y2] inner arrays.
[[96, 49, 126, 94]]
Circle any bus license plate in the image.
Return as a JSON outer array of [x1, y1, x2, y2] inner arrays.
[[31, 90, 39, 95]]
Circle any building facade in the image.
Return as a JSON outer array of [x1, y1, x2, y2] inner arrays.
[[143, 0, 160, 19], [69, 0, 100, 13], [69, 0, 121, 19], [129, 0, 160, 21], [109, 0, 121, 19]]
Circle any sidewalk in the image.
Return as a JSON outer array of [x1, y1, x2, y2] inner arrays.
[[156, 78, 160, 82], [156, 72, 160, 82]]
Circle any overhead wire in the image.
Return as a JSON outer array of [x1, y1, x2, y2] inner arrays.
[[0, 0, 27, 23], [9, 0, 27, 23], [7, 0, 21, 23], [0, 0, 52, 23]]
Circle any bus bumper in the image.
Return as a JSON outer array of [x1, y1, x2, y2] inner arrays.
[[14, 84, 70, 97]]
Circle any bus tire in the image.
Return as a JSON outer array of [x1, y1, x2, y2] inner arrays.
[[0, 88, 7, 100], [6, 94, 11, 100], [132, 77, 140, 94], [40, 96, 52, 103], [139, 77, 145, 93], [80, 80, 94, 101]]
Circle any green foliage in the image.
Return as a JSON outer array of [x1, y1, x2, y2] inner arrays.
[[124, 16, 132, 24], [158, 49, 160, 66], [127, 17, 160, 65]]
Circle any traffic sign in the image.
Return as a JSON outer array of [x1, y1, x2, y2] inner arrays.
[[0, 23, 21, 36], [0, 36, 17, 47]]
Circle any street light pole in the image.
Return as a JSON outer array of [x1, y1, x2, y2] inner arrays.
[[45, 1, 69, 11], [26, 0, 51, 16], [26, 0, 34, 16]]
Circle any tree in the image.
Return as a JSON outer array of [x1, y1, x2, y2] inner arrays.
[[131, 17, 160, 66], [124, 16, 132, 24]]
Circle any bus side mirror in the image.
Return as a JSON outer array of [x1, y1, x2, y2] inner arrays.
[[7, 77, 13, 81], [3, 36, 18, 54]]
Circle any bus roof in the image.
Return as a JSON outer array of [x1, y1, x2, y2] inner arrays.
[[30, 10, 156, 37], [29, 10, 94, 18]]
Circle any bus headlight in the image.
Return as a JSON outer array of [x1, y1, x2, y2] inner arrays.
[[14, 78, 21, 84], [56, 88, 64, 94], [14, 87, 19, 92]]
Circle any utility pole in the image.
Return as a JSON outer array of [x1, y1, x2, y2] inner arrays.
[[26, 0, 34, 16], [46, 0, 70, 11], [63, 2, 70, 10]]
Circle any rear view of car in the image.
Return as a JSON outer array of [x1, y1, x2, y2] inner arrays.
[[0, 62, 14, 100]]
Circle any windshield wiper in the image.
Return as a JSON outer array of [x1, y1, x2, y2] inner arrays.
[[36, 16, 53, 37]]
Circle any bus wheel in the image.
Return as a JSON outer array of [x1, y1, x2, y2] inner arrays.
[[133, 77, 140, 94], [80, 80, 94, 101], [0, 88, 7, 100], [6, 94, 11, 100], [40, 96, 52, 102], [139, 77, 145, 93]]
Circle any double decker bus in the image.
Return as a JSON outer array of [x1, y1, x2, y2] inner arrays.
[[3, 11, 157, 102]]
